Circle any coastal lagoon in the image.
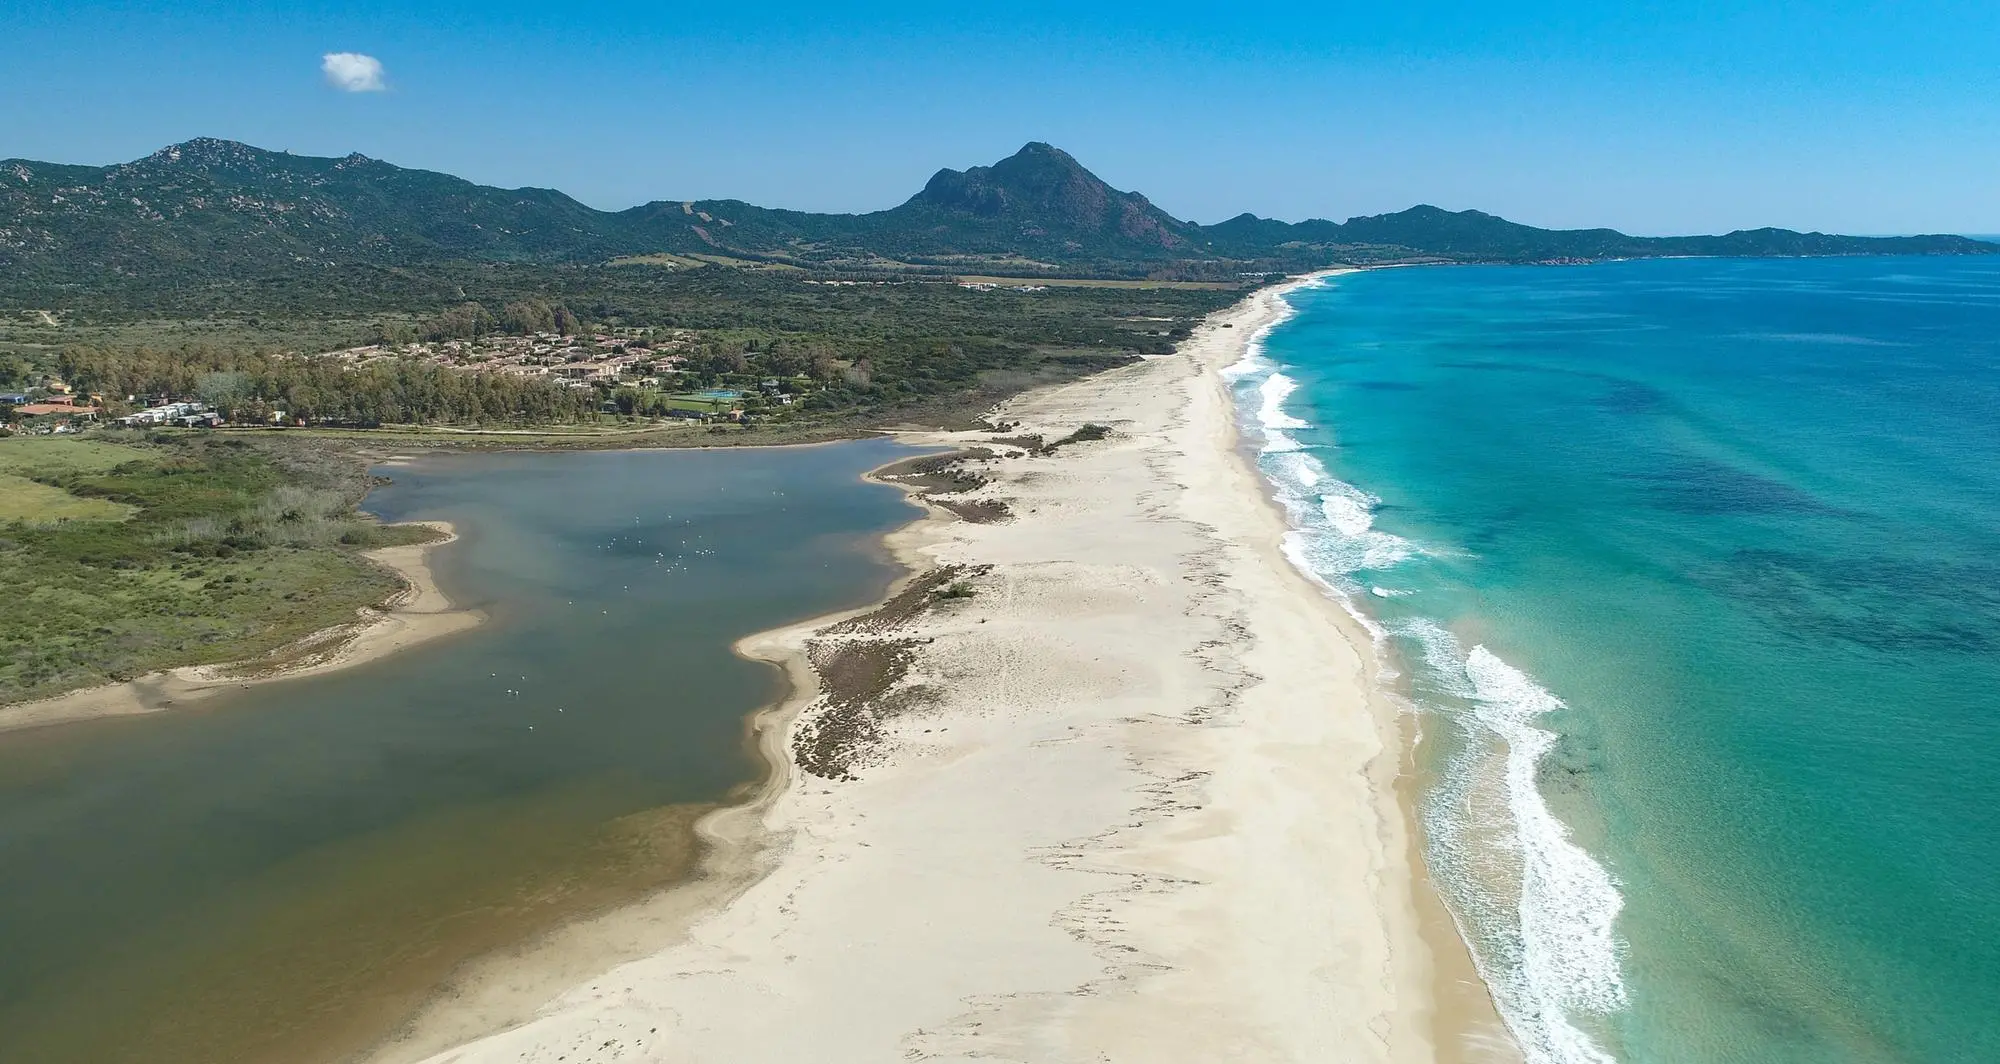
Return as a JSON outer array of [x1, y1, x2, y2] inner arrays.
[[1234, 259, 2000, 1063], [0, 440, 919, 1064]]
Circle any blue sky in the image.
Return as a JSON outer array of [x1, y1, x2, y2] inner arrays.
[[4, 1, 1997, 234]]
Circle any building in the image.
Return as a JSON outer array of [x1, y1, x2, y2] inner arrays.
[[117, 401, 207, 427], [15, 403, 98, 419]]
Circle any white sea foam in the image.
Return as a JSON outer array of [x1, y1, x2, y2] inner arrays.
[[1241, 368, 1416, 579], [1268, 467, 1417, 576], [1261, 428, 1304, 455], [1390, 624, 1627, 1064], [1225, 316, 1627, 1064], [1318, 485, 1374, 538], [1464, 646, 1627, 1063], [1233, 349, 1421, 587], [1222, 280, 1320, 379], [1258, 373, 1313, 431], [1395, 617, 1477, 699], [1220, 346, 1268, 379], [1270, 450, 1321, 489]]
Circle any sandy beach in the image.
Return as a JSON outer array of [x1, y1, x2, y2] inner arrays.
[[0, 520, 482, 734], [369, 281, 1515, 1064]]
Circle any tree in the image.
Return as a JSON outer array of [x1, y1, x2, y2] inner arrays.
[[502, 299, 557, 335], [424, 302, 493, 341], [758, 340, 808, 378], [197, 371, 252, 419], [369, 321, 417, 345]]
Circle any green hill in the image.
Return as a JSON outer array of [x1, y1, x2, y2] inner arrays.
[[1207, 205, 1992, 263], [3, 138, 1992, 295], [0, 138, 627, 278]]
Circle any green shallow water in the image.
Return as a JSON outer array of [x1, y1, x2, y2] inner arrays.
[[0, 440, 919, 1064], [1237, 258, 2000, 1064]]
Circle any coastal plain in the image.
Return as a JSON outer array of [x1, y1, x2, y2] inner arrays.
[[374, 283, 1511, 1063], [0, 520, 478, 734]]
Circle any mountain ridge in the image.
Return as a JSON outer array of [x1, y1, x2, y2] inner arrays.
[[3, 138, 1992, 290]]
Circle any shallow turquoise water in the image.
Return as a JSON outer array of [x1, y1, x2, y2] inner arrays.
[[1233, 259, 2000, 1063]]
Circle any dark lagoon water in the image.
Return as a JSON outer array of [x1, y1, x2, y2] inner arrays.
[[0, 440, 919, 1064], [1231, 259, 2000, 1064]]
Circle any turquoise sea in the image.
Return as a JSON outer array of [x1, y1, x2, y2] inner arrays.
[[1230, 258, 2000, 1064]]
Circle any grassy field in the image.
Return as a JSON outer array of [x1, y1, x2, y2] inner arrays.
[[0, 433, 434, 704], [0, 438, 150, 523], [0, 478, 136, 523], [684, 253, 802, 271], [605, 253, 708, 269], [0, 437, 154, 475]]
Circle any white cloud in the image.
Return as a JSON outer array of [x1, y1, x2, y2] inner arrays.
[[321, 52, 387, 93]]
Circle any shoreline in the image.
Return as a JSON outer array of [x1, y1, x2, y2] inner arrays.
[[1220, 274, 1523, 1061], [0, 520, 483, 735], [1209, 276, 1522, 1063], [355, 561, 943, 1064], [372, 277, 1510, 1063]]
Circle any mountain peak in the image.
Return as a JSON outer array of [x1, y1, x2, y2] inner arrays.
[[1004, 141, 1071, 163], [148, 138, 264, 163], [6, 137, 1991, 288], [905, 142, 1191, 249], [127, 139, 293, 181], [983, 142, 1103, 198]]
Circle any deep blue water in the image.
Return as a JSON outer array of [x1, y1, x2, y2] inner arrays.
[[1231, 258, 2000, 1064]]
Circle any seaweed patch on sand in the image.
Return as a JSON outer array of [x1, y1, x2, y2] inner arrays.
[[793, 565, 991, 778]]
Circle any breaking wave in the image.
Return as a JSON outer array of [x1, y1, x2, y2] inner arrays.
[[1227, 301, 1628, 1064], [1408, 620, 1627, 1064]]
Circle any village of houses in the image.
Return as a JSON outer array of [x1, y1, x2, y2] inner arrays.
[[0, 381, 191, 434], [1, 329, 809, 435], [325, 329, 809, 418]]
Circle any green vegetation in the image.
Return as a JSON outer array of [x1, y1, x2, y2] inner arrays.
[[0, 438, 147, 522], [1042, 423, 1113, 451], [2, 267, 1230, 432], [52, 345, 601, 426], [4, 135, 1989, 708], [0, 437, 152, 475], [6, 139, 1991, 300], [6, 136, 1987, 434], [0, 433, 431, 703]]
